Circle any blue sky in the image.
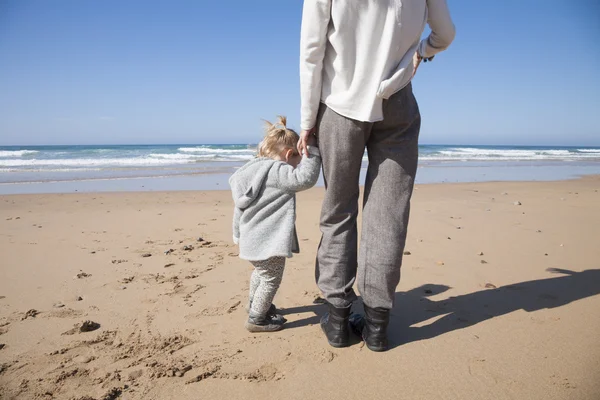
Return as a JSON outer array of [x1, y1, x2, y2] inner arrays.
[[0, 0, 599, 146]]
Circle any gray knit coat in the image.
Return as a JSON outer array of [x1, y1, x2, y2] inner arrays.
[[229, 147, 321, 261]]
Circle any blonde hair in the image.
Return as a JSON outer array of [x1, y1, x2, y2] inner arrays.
[[257, 116, 300, 159]]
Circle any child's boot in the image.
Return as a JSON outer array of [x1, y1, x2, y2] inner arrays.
[[245, 313, 285, 332]]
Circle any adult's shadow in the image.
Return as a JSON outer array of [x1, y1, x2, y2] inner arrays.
[[388, 268, 600, 350], [279, 303, 324, 330], [279, 301, 363, 346]]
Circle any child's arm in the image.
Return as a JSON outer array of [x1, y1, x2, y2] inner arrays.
[[271, 146, 321, 192], [232, 206, 242, 244]]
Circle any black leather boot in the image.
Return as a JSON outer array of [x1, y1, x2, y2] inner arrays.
[[320, 303, 351, 348], [361, 305, 390, 352], [349, 305, 390, 352]]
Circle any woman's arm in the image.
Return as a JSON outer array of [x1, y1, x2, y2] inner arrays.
[[418, 0, 456, 58], [300, 0, 331, 132]]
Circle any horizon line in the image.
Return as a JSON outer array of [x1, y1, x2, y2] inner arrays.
[[1, 143, 600, 148]]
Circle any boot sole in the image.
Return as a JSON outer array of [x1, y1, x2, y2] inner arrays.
[[245, 322, 284, 333], [362, 333, 388, 352], [327, 340, 350, 348], [364, 341, 387, 352]]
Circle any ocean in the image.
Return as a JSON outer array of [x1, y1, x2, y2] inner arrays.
[[1, 144, 600, 194]]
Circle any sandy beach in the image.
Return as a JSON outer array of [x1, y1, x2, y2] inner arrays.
[[1, 177, 599, 400]]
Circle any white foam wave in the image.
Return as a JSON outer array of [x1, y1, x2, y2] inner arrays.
[[0, 153, 259, 168], [0, 150, 39, 157], [540, 150, 570, 155], [440, 148, 537, 157], [150, 153, 253, 161], [1, 146, 598, 171], [148, 154, 200, 160], [83, 149, 116, 153], [0, 168, 103, 173], [420, 156, 534, 161], [433, 148, 600, 160], [0, 158, 197, 168], [178, 147, 254, 154]]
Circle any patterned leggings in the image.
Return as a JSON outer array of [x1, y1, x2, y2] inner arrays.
[[248, 257, 286, 317]]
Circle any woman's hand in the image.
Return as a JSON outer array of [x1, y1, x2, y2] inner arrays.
[[412, 51, 422, 77], [413, 51, 435, 77], [297, 127, 316, 157]]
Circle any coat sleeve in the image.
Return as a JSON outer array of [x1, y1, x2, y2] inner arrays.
[[232, 206, 242, 244], [271, 146, 321, 192]]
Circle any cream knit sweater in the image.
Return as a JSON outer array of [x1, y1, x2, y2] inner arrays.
[[300, 0, 455, 130]]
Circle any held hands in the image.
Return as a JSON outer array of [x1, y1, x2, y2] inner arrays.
[[298, 128, 316, 157]]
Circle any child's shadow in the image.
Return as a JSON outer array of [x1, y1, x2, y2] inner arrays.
[[283, 268, 600, 350]]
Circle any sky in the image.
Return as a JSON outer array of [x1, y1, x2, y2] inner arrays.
[[0, 0, 599, 146]]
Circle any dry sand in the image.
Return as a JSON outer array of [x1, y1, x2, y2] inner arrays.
[[1, 177, 599, 400]]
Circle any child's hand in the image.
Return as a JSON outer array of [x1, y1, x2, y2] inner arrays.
[[306, 133, 317, 148]]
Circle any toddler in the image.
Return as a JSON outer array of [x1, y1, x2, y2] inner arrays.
[[229, 116, 321, 332]]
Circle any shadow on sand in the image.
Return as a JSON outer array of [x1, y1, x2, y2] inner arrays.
[[283, 268, 600, 350]]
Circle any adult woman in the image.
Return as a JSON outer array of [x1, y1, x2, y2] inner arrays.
[[298, 0, 455, 351]]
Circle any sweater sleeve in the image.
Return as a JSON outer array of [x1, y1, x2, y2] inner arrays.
[[300, 0, 331, 131], [232, 206, 241, 244], [418, 0, 456, 58], [271, 146, 321, 192]]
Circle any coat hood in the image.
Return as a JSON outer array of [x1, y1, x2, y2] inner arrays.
[[229, 158, 277, 209]]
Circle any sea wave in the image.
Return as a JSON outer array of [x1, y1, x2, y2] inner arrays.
[[1, 146, 599, 171], [149, 153, 253, 161], [0, 158, 196, 168], [0, 150, 39, 158], [148, 154, 202, 160], [439, 148, 572, 156], [439, 149, 537, 157], [0, 154, 257, 168], [178, 146, 255, 154], [433, 147, 600, 161], [0, 168, 103, 173], [539, 150, 571, 155]]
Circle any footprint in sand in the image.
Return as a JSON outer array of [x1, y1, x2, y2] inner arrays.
[[21, 309, 40, 320], [61, 320, 101, 335], [188, 300, 241, 317], [48, 308, 84, 319]]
